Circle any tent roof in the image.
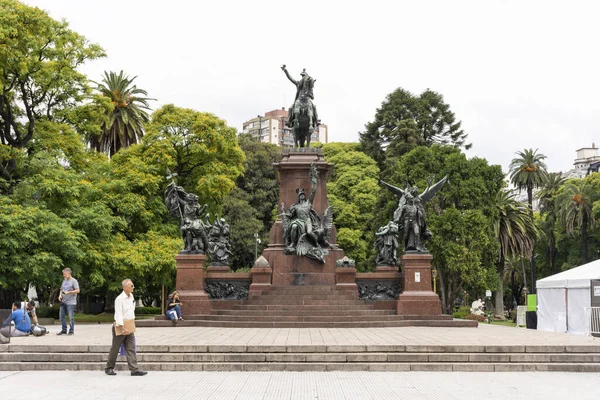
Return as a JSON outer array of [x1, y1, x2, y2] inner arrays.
[[537, 259, 600, 289]]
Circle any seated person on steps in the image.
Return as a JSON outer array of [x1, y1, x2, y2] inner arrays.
[[167, 291, 184, 325]]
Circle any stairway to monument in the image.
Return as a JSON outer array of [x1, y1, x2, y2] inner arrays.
[[138, 286, 476, 328], [3, 343, 600, 372]]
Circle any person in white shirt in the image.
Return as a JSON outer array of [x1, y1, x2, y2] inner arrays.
[[104, 279, 147, 376]]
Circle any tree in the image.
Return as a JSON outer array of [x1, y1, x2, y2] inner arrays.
[[359, 88, 470, 169], [494, 189, 537, 317], [0, 0, 104, 186], [382, 145, 504, 313], [509, 148, 548, 293], [317, 142, 380, 269], [537, 172, 566, 275], [556, 178, 598, 264], [142, 104, 245, 210], [90, 71, 153, 157]]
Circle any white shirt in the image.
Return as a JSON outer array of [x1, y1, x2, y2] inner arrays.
[[114, 291, 135, 326]]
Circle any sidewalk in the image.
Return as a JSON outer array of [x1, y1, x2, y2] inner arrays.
[[3, 370, 600, 400]]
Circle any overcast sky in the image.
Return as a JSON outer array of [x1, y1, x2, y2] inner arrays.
[[23, 0, 600, 175]]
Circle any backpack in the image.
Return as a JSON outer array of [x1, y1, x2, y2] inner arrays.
[[31, 325, 47, 336]]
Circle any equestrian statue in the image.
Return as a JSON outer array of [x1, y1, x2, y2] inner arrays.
[[281, 64, 319, 147]]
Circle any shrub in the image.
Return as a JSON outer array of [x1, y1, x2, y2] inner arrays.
[[453, 306, 471, 319], [36, 305, 60, 319], [135, 306, 161, 315]]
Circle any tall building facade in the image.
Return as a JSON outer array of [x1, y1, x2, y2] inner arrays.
[[242, 108, 328, 147]]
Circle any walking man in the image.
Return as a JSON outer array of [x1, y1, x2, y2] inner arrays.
[[57, 268, 79, 335], [105, 279, 147, 376]]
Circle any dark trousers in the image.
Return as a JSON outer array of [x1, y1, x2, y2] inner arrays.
[[106, 325, 139, 372]]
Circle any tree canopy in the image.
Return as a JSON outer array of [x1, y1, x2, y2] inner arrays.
[[0, 0, 104, 186], [359, 88, 470, 169]]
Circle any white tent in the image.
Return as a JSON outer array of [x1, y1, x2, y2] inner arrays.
[[537, 259, 600, 335]]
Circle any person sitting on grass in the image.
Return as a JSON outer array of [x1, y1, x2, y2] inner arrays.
[[0, 301, 31, 337], [166, 291, 184, 325]]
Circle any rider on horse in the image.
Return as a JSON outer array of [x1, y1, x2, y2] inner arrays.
[[281, 65, 319, 147]]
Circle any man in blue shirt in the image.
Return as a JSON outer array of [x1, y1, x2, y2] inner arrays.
[[0, 301, 31, 337]]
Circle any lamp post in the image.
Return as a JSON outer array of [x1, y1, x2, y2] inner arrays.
[[432, 268, 438, 294]]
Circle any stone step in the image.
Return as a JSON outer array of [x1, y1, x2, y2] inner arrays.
[[2, 352, 600, 364], [212, 309, 396, 316], [6, 344, 600, 353], [189, 315, 442, 322], [136, 319, 477, 328], [1, 361, 600, 372], [247, 294, 358, 301], [231, 304, 376, 311], [241, 299, 367, 306]]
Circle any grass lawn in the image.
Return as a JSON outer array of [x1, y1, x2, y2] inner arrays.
[[479, 319, 517, 327]]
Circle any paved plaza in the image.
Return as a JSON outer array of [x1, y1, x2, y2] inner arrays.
[[2, 370, 600, 400], [3, 322, 597, 348], [2, 324, 599, 399]]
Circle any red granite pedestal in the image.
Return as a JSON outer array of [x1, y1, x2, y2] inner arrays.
[[175, 253, 210, 315], [263, 148, 344, 286], [397, 252, 442, 315]]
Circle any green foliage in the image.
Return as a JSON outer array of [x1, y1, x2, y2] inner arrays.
[[453, 306, 470, 319], [90, 71, 154, 157], [382, 145, 504, 313], [359, 88, 470, 168], [509, 148, 548, 206], [35, 305, 60, 319], [0, 0, 105, 186], [143, 104, 245, 212], [222, 188, 264, 269], [318, 142, 380, 269], [135, 306, 161, 315]]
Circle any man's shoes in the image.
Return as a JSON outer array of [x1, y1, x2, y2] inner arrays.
[[179, 317, 184, 321], [171, 319, 178, 326], [57, 331, 67, 335], [105, 368, 116, 376], [131, 370, 148, 376], [68, 332, 74, 335]]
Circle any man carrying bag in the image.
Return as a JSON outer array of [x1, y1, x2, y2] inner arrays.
[[105, 279, 147, 376]]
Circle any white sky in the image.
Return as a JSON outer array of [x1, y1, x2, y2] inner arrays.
[[23, 0, 600, 174]]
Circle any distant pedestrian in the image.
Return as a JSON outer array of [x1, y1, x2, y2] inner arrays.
[[105, 279, 147, 376], [57, 268, 79, 335]]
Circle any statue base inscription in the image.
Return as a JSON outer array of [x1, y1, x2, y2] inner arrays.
[[396, 252, 442, 315], [175, 253, 210, 315]]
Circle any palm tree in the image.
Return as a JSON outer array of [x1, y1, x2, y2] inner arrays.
[[494, 189, 537, 318], [556, 179, 598, 264], [536, 173, 566, 275], [509, 148, 548, 293], [90, 71, 154, 157]]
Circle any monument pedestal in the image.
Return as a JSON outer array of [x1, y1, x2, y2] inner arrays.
[[335, 267, 358, 292], [397, 252, 442, 315], [249, 256, 273, 294], [176, 253, 210, 315]]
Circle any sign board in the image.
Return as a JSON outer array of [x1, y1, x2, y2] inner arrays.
[[527, 294, 537, 312], [485, 290, 492, 298], [415, 272, 420, 283], [592, 280, 600, 307]]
